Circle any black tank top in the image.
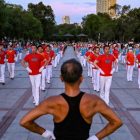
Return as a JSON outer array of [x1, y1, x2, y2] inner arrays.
[[53, 91, 91, 140]]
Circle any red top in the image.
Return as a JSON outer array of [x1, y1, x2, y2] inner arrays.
[[92, 54, 99, 69], [113, 49, 119, 59], [96, 54, 116, 76], [126, 52, 135, 66], [0, 50, 6, 64], [85, 51, 90, 57], [6, 50, 16, 63], [46, 50, 55, 65], [24, 53, 44, 75], [85, 51, 94, 62], [137, 54, 140, 68]]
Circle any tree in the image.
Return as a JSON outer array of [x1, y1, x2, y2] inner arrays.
[[28, 2, 55, 40]]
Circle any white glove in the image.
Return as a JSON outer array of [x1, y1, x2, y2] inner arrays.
[[26, 67, 32, 73], [87, 135, 99, 140], [99, 68, 105, 75], [39, 66, 44, 72], [110, 68, 115, 74], [42, 130, 56, 140], [127, 61, 130, 64]]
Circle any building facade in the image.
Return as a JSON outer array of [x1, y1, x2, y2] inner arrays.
[[62, 16, 70, 24], [96, 0, 116, 17]]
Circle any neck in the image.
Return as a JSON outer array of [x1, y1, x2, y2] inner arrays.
[[64, 83, 80, 97]]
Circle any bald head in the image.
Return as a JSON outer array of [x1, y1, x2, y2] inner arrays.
[[61, 59, 83, 84]]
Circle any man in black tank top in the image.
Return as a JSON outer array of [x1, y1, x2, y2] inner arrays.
[[20, 59, 122, 140]]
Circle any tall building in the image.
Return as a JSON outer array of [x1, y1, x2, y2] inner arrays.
[[96, 0, 116, 17], [62, 16, 70, 24]]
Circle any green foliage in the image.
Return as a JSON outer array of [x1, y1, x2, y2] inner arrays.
[[82, 6, 140, 42], [28, 2, 55, 40]]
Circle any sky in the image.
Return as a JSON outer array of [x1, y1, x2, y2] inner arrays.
[[5, 0, 140, 24]]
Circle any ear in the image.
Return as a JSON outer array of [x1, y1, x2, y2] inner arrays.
[[60, 75, 64, 82]]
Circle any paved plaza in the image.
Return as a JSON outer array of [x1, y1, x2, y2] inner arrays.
[[0, 47, 140, 140]]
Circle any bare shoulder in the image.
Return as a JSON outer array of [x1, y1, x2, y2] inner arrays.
[[81, 93, 109, 113], [82, 93, 100, 104], [41, 95, 64, 105]]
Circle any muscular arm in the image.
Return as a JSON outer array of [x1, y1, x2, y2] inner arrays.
[[94, 99, 123, 140], [20, 98, 54, 135]]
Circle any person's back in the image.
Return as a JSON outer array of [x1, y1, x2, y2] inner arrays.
[[20, 59, 122, 140]]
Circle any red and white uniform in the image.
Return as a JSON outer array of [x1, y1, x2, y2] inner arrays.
[[39, 52, 50, 90], [0, 50, 6, 83], [126, 51, 135, 81], [85, 51, 94, 77], [137, 54, 140, 88], [46, 50, 55, 83], [6, 50, 16, 79], [92, 54, 100, 92], [113, 49, 119, 72], [96, 54, 116, 105], [24, 53, 44, 105]]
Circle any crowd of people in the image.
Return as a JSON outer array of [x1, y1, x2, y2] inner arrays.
[[0, 41, 140, 106], [75, 42, 140, 105], [2, 40, 140, 139]]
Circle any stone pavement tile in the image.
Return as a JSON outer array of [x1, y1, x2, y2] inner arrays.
[[129, 111, 140, 124], [109, 125, 135, 140], [1, 78, 30, 89], [1, 111, 29, 140], [92, 114, 103, 124], [113, 77, 138, 89], [1, 132, 29, 140], [111, 89, 140, 108], [0, 89, 26, 108], [0, 111, 8, 122]]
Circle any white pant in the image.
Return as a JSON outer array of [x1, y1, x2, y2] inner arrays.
[[80, 56, 86, 67], [57, 53, 61, 64], [121, 55, 126, 64], [115, 59, 119, 72], [40, 68, 47, 90], [100, 76, 112, 105], [29, 74, 41, 105], [87, 62, 92, 77], [46, 65, 52, 83], [54, 56, 57, 67], [17, 52, 22, 61], [60, 51, 63, 57], [0, 64, 5, 83], [93, 69, 100, 91], [138, 68, 140, 88], [127, 65, 134, 81], [7, 63, 15, 78]]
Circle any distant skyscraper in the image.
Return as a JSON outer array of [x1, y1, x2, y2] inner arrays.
[[96, 0, 116, 17], [62, 16, 70, 24]]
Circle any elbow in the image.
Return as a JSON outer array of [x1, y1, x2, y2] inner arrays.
[[20, 119, 30, 128], [115, 119, 123, 128]]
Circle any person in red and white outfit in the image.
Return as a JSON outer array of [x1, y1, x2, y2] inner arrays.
[[113, 45, 120, 72], [6, 45, 17, 80], [0, 44, 6, 85], [45, 45, 55, 84], [92, 47, 100, 92], [85, 47, 93, 77], [21, 45, 46, 106], [125, 48, 135, 82], [94, 45, 117, 105], [136, 53, 140, 89], [37, 45, 50, 91]]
